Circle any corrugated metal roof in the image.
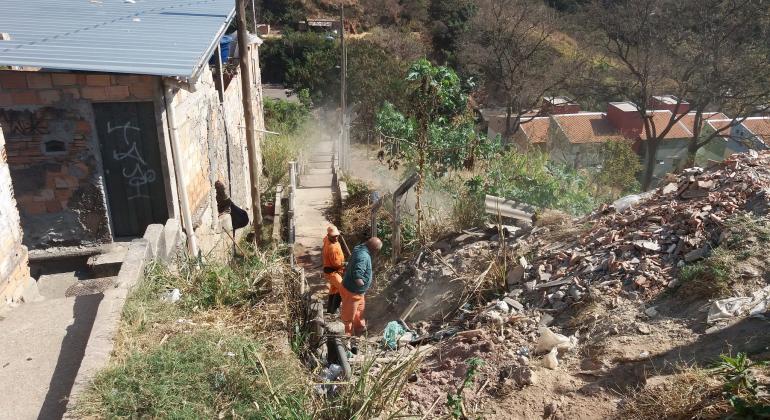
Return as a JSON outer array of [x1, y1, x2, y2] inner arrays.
[[0, 0, 235, 79]]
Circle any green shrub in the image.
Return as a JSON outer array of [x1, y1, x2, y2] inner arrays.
[[477, 150, 599, 215], [263, 95, 310, 134]]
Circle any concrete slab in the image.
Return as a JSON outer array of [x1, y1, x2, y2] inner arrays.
[[300, 174, 334, 189], [87, 245, 128, 278], [37, 272, 80, 299], [0, 271, 102, 420]]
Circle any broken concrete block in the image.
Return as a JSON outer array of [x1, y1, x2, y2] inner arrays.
[[12, 277, 43, 304], [503, 297, 524, 312], [162, 218, 183, 261], [142, 224, 164, 258], [506, 265, 525, 289], [684, 247, 710, 262]]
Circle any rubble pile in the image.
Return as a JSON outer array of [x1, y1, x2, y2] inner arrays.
[[510, 151, 770, 309]]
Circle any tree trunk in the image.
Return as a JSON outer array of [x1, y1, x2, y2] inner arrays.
[[415, 116, 427, 243], [685, 113, 703, 167], [504, 105, 513, 140], [641, 139, 657, 190]]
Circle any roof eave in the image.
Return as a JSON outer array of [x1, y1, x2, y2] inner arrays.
[[188, 6, 236, 82]]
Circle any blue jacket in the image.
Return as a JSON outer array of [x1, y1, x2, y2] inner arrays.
[[342, 244, 373, 295]]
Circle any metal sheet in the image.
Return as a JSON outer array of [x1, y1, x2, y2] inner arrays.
[[484, 195, 535, 223], [0, 0, 235, 79]]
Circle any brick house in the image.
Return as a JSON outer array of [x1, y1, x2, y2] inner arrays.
[[0, 128, 37, 305], [545, 102, 693, 182], [0, 0, 264, 256]]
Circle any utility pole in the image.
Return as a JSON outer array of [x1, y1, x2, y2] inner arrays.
[[339, 3, 348, 172], [236, 0, 263, 244]]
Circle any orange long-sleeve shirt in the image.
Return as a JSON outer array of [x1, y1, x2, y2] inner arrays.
[[322, 236, 345, 272]]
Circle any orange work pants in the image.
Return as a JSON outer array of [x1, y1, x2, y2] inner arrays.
[[325, 272, 343, 295], [340, 286, 366, 336]]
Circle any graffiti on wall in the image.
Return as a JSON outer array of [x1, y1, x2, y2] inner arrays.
[[0, 109, 49, 137], [107, 121, 157, 200]]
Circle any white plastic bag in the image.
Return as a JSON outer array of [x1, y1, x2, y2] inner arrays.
[[542, 348, 559, 369], [535, 327, 571, 354]]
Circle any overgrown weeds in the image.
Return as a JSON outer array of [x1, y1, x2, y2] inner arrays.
[[76, 248, 311, 418], [316, 352, 424, 419], [680, 214, 770, 298], [82, 331, 310, 419]]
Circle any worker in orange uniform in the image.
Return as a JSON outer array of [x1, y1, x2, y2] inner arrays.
[[322, 225, 345, 314], [340, 237, 382, 336]]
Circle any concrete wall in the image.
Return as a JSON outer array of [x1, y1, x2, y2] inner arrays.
[[548, 123, 604, 169], [0, 71, 165, 249], [167, 50, 262, 255], [0, 128, 34, 305]]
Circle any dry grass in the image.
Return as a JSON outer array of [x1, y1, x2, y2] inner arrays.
[[619, 369, 728, 419], [680, 214, 770, 299]]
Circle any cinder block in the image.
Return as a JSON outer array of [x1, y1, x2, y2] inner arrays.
[[105, 85, 130, 100], [162, 218, 183, 261], [142, 224, 164, 258], [39, 89, 61, 105], [115, 238, 150, 288], [81, 87, 107, 101]]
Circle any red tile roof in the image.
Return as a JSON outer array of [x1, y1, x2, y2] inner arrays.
[[552, 112, 626, 144], [679, 112, 729, 133], [741, 117, 770, 140], [519, 117, 551, 144], [645, 111, 692, 140]]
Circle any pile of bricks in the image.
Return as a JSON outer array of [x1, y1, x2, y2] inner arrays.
[[510, 151, 770, 309]]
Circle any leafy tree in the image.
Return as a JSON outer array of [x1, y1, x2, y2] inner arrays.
[[475, 150, 598, 215], [461, 0, 575, 141], [595, 140, 641, 195], [346, 40, 408, 138], [257, 0, 305, 25], [428, 0, 477, 65], [585, 0, 770, 189], [376, 59, 499, 240], [263, 93, 310, 133], [259, 31, 339, 104]]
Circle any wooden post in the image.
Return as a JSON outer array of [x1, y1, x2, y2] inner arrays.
[[391, 173, 420, 263], [236, 0, 263, 244], [339, 4, 348, 172]]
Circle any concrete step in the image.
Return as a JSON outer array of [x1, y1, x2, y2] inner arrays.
[[299, 174, 333, 189], [87, 246, 128, 278], [306, 167, 332, 175], [308, 161, 331, 169]]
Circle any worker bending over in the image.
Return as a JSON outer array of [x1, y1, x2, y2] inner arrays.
[[340, 237, 382, 336], [322, 225, 345, 314]]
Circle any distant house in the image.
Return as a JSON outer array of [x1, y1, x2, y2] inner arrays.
[[702, 117, 770, 161], [548, 112, 625, 168], [545, 102, 692, 181], [480, 96, 580, 146], [0, 0, 265, 257], [511, 117, 551, 152]]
